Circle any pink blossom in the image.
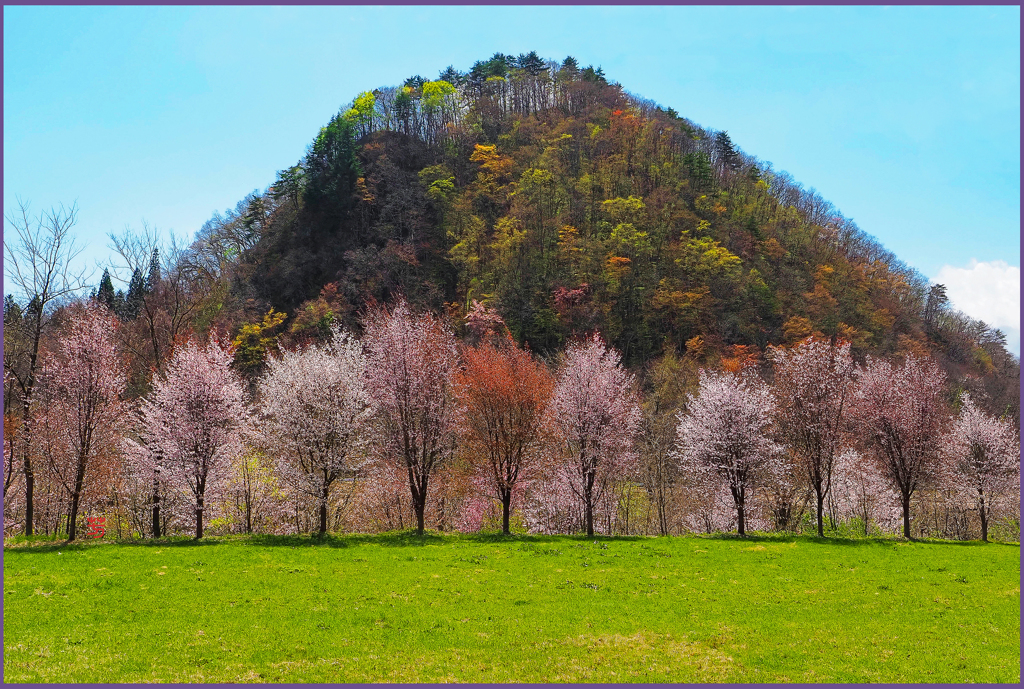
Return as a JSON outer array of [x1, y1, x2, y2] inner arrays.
[[137, 335, 247, 538], [944, 394, 1020, 541], [362, 298, 460, 535], [256, 327, 372, 536], [769, 337, 855, 536], [676, 368, 781, 536], [851, 354, 948, 539], [36, 301, 127, 540], [545, 333, 641, 537]]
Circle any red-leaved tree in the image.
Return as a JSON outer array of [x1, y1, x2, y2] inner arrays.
[[945, 393, 1020, 541], [770, 337, 855, 536], [454, 336, 554, 534], [546, 334, 641, 537], [138, 336, 247, 538], [363, 299, 460, 535], [676, 368, 781, 537], [257, 327, 372, 536], [851, 354, 948, 539], [36, 302, 127, 540]]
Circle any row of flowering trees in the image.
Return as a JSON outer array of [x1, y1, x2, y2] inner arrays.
[[4, 297, 1018, 542], [678, 341, 1019, 540]]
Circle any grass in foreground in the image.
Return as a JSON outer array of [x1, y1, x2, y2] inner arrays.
[[3, 532, 1019, 682]]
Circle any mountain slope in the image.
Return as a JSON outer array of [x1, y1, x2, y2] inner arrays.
[[187, 51, 1017, 414]]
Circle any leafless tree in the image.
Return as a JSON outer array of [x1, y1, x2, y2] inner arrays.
[[3, 200, 90, 535]]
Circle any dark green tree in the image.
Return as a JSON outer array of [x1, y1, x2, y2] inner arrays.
[[123, 267, 146, 320], [4, 294, 22, 324], [303, 114, 361, 221], [145, 248, 161, 292], [96, 269, 116, 312], [715, 130, 741, 172], [438, 65, 464, 86], [517, 50, 546, 76]]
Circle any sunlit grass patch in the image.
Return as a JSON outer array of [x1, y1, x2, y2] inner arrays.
[[3, 532, 1019, 682]]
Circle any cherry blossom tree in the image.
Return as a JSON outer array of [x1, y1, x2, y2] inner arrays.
[[138, 336, 247, 538], [362, 299, 460, 535], [464, 299, 507, 344], [830, 449, 900, 536], [851, 354, 948, 539], [257, 327, 372, 536], [454, 336, 554, 533], [676, 368, 781, 537], [945, 394, 1020, 541], [36, 302, 127, 540], [120, 434, 180, 537], [546, 334, 641, 537], [770, 337, 855, 536]]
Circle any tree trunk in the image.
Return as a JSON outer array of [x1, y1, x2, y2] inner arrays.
[[415, 500, 425, 536], [816, 488, 825, 537], [584, 477, 595, 538], [195, 494, 204, 539], [501, 489, 512, 535], [68, 491, 82, 541], [21, 319, 45, 537], [901, 493, 912, 539], [737, 500, 746, 537], [151, 480, 161, 538], [318, 497, 328, 537], [978, 492, 989, 543], [24, 460, 34, 536]]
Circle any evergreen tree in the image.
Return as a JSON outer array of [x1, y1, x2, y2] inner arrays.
[[715, 131, 741, 172], [96, 269, 116, 312], [517, 50, 546, 76], [4, 294, 22, 324], [438, 65, 464, 86], [403, 74, 426, 90], [113, 289, 127, 319], [124, 267, 146, 320], [303, 114, 361, 221], [146, 248, 161, 292]]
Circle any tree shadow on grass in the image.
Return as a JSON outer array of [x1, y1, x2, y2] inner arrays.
[[5, 530, 1016, 554], [685, 531, 1019, 549]]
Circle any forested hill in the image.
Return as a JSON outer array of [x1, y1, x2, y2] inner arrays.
[[187, 51, 1017, 409]]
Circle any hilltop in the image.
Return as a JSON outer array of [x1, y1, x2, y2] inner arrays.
[[156, 52, 1015, 414]]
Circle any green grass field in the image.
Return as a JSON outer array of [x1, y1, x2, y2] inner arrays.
[[3, 532, 1019, 683]]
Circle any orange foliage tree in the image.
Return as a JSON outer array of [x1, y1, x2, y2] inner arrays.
[[454, 337, 554, 533]]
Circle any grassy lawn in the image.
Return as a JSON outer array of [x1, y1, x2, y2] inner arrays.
[[3, 532, 1019, 683]]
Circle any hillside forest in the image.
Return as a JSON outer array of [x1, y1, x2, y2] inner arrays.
[[4, 52, 1019, 543]]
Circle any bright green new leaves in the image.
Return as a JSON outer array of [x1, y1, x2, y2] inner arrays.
[[602, 196, 646, 226], [675, 233, 742, 281], [343, 91, 377, 129], [421, 80, 456, 114]]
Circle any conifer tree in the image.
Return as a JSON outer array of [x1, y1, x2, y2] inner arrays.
[[96, 269, 116, 312]]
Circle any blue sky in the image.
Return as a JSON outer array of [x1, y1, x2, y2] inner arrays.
[[4, 6, 1020, 350]]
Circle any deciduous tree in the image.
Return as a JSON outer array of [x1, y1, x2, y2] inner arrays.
[[37, 302, 127, 540], [362, 299, 460, 535], [3, 201, 89, 535], [676, 368, 780, 536], [851, 354, 948, 539], [138, 337, 247, 538], [945, 394, 1020, 541], [454, 336, 554, 533], [257, 327, 372, 536], [546, 334, 641, 537], [770, 337, 855, 536]]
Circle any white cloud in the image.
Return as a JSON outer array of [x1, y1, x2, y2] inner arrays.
[[934, 259, 1020, 355]]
